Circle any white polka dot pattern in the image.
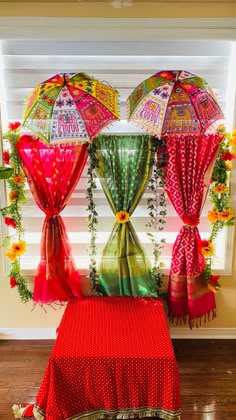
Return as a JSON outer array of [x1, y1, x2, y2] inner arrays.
[[35, 297, 181, 420]]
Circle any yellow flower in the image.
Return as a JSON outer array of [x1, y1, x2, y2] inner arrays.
[[201, 241, 215, 257], [218, 208, 234, 222], [9, 190, 18, 202], [207, 209, 219, 223], [10, 240, 26, 256], [225, 161, 232, 171], [208, 284, 220, 294], [6, 249, 17, 262], [212, 183, 228, 194], [12, 173, 25, 185], [229, 130, 236, 147], [116, 210, 130, 224]]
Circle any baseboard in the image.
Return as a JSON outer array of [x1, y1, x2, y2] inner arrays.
[[169, 328, 236, 339], [0, 327, 236, 340], [0, 328, 57, 340]]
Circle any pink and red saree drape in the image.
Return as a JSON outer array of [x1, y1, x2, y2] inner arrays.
[[17, 135, 88, 304], [165, 133, 221, 326]]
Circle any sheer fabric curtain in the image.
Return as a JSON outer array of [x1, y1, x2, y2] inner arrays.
[[17, 135, 88, 303], [94, 134, 157, 297], [165, 133, 221, 325]]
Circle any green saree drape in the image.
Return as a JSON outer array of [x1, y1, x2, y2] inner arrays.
[[94, 134, 157, 297]]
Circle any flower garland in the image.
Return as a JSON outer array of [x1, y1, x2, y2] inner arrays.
[[198, 127, 236, 293], [0, 122, 33, 302], [145, 138, 167, 298]]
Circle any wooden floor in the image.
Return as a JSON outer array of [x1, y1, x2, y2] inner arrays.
[[0, 339, 236, 420]]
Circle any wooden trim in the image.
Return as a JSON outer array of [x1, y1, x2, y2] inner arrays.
[[0, 2, 236, 19]]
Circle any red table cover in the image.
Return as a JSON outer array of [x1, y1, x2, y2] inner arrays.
[[34, 297, 181, 420]]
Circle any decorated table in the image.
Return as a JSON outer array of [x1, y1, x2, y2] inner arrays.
[[32, 296, 181, 420]]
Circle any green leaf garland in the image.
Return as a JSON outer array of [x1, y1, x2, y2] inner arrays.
[[146, 138, 167, 298], [86, 142, 103, 296]]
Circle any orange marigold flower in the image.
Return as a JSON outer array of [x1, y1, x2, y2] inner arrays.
[[12, 173, 25, 185], [116, 210, 130, 224], [225, 161, 232, 170], [212, 183, 228, 194], [199, 239, 215, 257], [10, 240, 26, 256], [8, 121, 21, 130], [218, 208, 234, 222], [208, 284, 220, 294], [207, 209, 219, 223], [6, 249, 16, 262], [9, 190, 18, 202]]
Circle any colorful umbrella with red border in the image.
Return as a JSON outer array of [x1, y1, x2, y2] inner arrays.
[[22, 72, 119, 144]]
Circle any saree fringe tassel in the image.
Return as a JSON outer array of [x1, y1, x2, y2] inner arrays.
[[169, 309, 217, 329]]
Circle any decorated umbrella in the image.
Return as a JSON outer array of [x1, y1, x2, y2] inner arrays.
[[22, 72, 119, 144], [127, 70, 224, 136]]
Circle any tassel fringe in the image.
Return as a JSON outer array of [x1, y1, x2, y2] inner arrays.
[[169, 309, 217, 329]]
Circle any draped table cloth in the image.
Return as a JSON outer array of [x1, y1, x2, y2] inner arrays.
[[33, 297, 181, 420]]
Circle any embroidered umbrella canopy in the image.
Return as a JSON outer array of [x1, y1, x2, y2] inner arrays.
[[127, 70, 224, 137], [22, 72, 119, 144]]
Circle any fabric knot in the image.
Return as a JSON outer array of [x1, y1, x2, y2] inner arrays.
[[45, 208, 60, 219], [182, 215, 199, 227], [115, 210, 130, 224]]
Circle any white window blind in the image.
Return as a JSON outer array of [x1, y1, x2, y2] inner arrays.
[[0, 38, 235, 277], [17, 163, 234, 276]]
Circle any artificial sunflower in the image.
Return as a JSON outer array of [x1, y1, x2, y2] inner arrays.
[[212, 183, 228, 194], [116, 210, 130, 224], [199, 239, 215, 257], [225, 161, 232, 171], [228, 130, 236, 147], [207, 209, 219, 223], [12, 173, 25, 185], [10, 240, 26, 256], [8, 190, 18, 202], [6, 249, 17, 262], [218, 208, 234, 222]]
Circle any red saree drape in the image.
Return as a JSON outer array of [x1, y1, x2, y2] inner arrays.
[[17, 135, 88, 304], [165, 133, 221, 326]]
